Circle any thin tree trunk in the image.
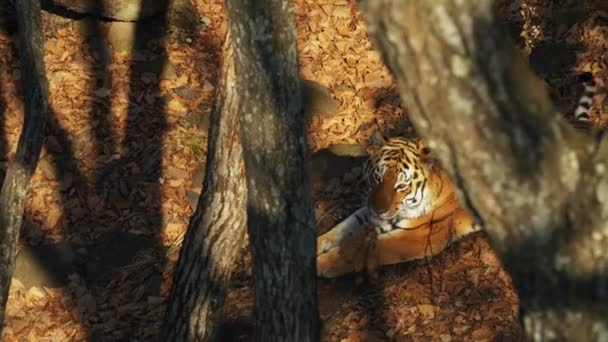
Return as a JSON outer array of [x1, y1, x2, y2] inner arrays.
[[0, 0, 49, 329], [160, 33, 248, 341], [359, 0, 608, 339], [226, 0, 319, 340]]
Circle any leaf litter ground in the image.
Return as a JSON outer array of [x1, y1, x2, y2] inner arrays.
[[0, 0, 607, 341]]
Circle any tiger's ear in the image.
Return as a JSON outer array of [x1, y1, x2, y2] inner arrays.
[[370, 131, 387, 151], [418, 143, 432, 161]]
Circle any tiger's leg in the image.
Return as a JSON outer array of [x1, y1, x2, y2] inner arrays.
[[317, 209, 480, 277], [316, 224, 375, 278], [317, 207, 371, 254], [316, 207, 375, 278], [369, 209, 480, 268]]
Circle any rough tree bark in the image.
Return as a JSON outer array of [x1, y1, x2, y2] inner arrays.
[[0, 0, 49, 329], [226, 0, 319, 341], [160, 33, 248, 341], [359, 0, 608, 339]]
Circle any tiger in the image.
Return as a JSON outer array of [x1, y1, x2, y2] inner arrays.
[[316, 132, 480, 278], [316, 74, 599, 279], [570, 73, 598, 129]]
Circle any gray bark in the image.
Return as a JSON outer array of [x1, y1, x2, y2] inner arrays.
[[359, 0, 608, 339], [226, 0, 319, 341], [0, 0, 49, 329], [160, 33, 248, 341]]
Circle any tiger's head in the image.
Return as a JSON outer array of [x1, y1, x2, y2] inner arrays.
[[365, 131, 436, 220]]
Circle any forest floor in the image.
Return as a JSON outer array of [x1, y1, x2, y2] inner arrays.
[[0, 0, 607, 341]]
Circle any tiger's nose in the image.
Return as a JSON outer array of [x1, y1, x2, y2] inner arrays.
[[368, 169, 397, 216], [368, 187, 391, 215], [368, 206, 394, 221]]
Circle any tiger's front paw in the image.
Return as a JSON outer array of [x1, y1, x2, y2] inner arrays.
[[317, 224, 378, 278], [317, 248, 348, 278], [317, 231, 336, 255]]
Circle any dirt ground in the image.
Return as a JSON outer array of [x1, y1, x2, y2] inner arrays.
[[0, 0, 606, 341]]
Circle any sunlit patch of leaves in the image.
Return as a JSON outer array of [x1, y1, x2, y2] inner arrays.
[[188, 134, 207, 157]]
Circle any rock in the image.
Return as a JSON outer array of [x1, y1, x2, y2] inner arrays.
[[325, 144, 367, 157], [181, 108, 211, 132], [106, 21, 136, 52], [165, 165, 190, 179], [160, 61, 178, 80], [187, 165, 205, 209], [187, 190, 200, 209], [73, 17, 100, 38], [71, 18, 116, 66], [84, 231, 155, 286], [38, 158, 58, 180], [308, 144, 367, 189], [43, 0, 169, 21], [13, 242, 84, 289], [174, 86, 197, 101], [302, 79, 341, 119], [167, 97, 188, 113], [133, 58, 178, 81], [191, 165, 206, 188]]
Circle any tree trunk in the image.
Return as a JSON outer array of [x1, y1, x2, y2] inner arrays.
[[0, 0, 49, 329], [160, 33, 248, 341], [226, 0, 319, 341], [359, 0, 608, 339]]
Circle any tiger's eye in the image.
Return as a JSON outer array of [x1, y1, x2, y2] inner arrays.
[[395, 183, 408, 191], [374, 172, 382, 182]]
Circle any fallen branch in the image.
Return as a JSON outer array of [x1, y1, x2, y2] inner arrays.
[[0, 0, 50, 328]]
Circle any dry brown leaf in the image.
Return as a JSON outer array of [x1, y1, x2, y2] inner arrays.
[[417, 304, 436, 319], [471, 327, 493, 341]]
